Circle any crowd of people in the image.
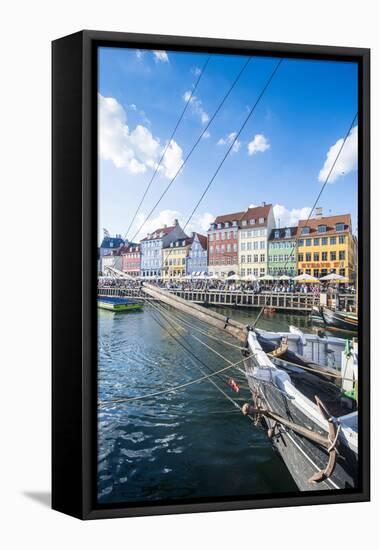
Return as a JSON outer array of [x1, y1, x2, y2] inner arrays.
[[98, 276, 355, 295]]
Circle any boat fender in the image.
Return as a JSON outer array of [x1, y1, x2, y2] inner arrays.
[[228, 378, 240, 393]]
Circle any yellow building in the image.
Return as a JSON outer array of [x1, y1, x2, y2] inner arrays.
[[162, 237, 192, 280], [296, 213, 355, 281]]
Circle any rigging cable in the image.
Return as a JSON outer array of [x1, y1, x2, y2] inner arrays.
[[130, 56, 252, 242], [124, 54, 212, 241], [252, 111, 358, 329]]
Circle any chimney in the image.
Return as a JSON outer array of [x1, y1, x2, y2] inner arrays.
[[262, 201, 266, 206], [174, 218, 178, 225], [315, 207, 323, 219]]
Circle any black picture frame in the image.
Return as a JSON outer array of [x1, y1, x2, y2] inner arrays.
[[52, 30, 370, 520]]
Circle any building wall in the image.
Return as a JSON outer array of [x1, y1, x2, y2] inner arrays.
[[187, 235, 207, 274], [268, 233, 297, 276], [208, 225, 239, 278], [238, 207, 275, 277], [297, 230, 354, 280], [162, 245, 190, 280], [121, 251, 141, 275], [140, 224, 188, 277]]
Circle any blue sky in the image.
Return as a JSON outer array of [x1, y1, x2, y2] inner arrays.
[[98, 47, 358, 244]]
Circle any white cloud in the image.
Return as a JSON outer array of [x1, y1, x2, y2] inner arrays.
[[134, 209, 214, 238], [99, 94, 183, 179], [153, 50, 169, 63], [183, 90, 209, 124], [318, 125, 357, 183], [136, 50, 143, 59], [273, 204, 312, 228], [217, 132, 241, 153], [192, 66, 202, 77], [247, 134, 270, 156], [202, 130, 211, 139]]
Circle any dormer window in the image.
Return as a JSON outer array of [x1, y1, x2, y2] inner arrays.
[[182, 240, 185, 246], [242, 220, 247, 226], [225, 222, 229, 228], [335, 222, 344, 232], [259, 217, 265, 224], [301, 226, 310, 235], [274, 230, 280, 239], [232, 221, 237, 227], [160, 232, 164, 238], [318, 225, 327, 233], [285, 228, 291, 238], [250, 219, 256, 225]]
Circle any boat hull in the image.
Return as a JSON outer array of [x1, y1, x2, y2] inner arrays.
[[243, 352, 358, 491], [97, 296, 143, 312], [321, 307, 358, 332]]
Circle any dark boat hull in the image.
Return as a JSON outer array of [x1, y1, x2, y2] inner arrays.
[[321, 307, 358, 332], [243, 354, 358, 491]]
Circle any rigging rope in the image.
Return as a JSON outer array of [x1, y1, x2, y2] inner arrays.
[[124, 54, 211, 241], [130, 56, 252, 242]]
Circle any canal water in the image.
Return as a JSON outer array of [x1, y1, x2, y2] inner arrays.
[[97, 305, 323, 504]]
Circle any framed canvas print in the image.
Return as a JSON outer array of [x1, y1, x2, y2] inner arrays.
[[52, 30, 370, 519]]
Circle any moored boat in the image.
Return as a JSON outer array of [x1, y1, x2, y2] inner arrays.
[[242, 331, 358, 491], [97, 296, 143, 312], [320, 306, 358, 332]]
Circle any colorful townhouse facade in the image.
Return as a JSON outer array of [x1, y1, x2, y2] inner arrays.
[[267, 226, 297, 277], [207, 212, 241, 278], [162, 236, 193, 280], [186, 232, 208, 275], [140, 220, 187, 278], [238, 204, 275, 278], [296, 213, 354, 280], [121, 244, 141, 277]]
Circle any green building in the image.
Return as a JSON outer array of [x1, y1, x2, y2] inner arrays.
[[268, 227, 297, 278]]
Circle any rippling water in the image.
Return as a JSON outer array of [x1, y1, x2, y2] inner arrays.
[[97, 304, 310, 504]]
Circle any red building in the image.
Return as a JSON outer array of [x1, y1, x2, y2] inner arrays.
[[121, 244, 141, 276], [207, 211, 243, 278]]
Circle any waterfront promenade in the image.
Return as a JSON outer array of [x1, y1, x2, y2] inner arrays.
[[98, 286, 356, 312]]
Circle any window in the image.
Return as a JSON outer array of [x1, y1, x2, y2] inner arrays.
[[260, 267, 265, 275], [285, 228, 291, 238], [241, 255, 246, 263], [314, 252, 319, 261], [306, 238, 312, 246], [339, 268, 346, 277], [232, 221, 237, 227], [298, 253, 303, 262], [260, 254, 265, 262], [241, 268, 246, 276], [246, 242, 252, 250], [217, 223, 222, 229], [250, 219, 255, 225], [247, 268, 252, 275], [210, 246, 214, 253], [221, 232, 225, 240], [225, 222, 229, 228], [242, 220, 247, 226], [298, 239, 304, 247], [274, 230, 280, 239], [330, 236, 336, 245], [306, 252, 311, 262], [253, 241, 258, 250], [221, 245, 225, 252], [253, 268, 259, 276], [336, 222, 344, 232], [322, 237, 328, 245], [247, 255, 252, 263], [233, 243, 238, 252], [330, 251, 336, 261], [227, 244, 231, 252], [313, 238, 319, 246], [301, 226, 310, 235], [254, 254, 259, 263], [339, 235, 345, 244], [322, 251, 328, 261], [259, 217, 264, 224], [339, 250, 346, 260], [260, 240, 265, 249]]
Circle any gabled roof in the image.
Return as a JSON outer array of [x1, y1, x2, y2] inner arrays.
[[239, 204, 272, 227], [296, 214, 351, 237], [194, 233, 207, 250], [141, 225, 176, 242], [100, 236, 124, 249], [163, 236, 193, 249], [269, 226, 297, 241], [213, 211, 244, 225], [119, 244, 140, 254]]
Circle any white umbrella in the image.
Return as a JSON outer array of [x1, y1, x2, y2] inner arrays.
[[319, 273, 348, 282], [225, 274, 240, 281], [293, 273, 320, 283], [278, 274, 291, 280], [259, 274, 274, 281], [241, 274, 257, 282]]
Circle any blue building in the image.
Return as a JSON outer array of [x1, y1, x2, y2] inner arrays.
[[187, 232, 208, 275], [140, 219, 187, 277]]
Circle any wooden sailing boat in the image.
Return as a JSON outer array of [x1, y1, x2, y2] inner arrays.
[[141, 281, 359, 492]]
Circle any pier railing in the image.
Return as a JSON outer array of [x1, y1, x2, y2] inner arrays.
[[97, 287, 358, 312]]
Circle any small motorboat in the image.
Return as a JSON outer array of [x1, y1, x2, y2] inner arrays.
[[97, 296, 143, 312]]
